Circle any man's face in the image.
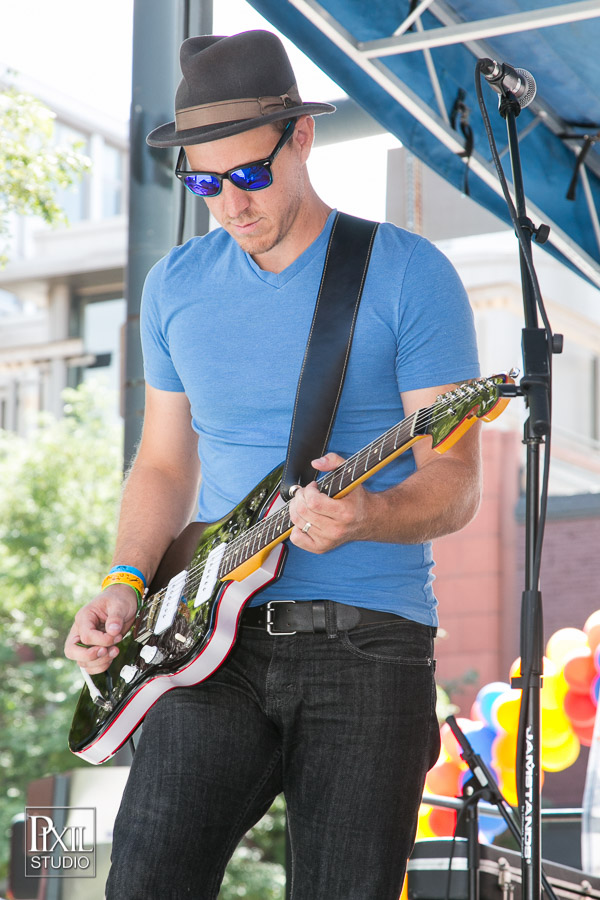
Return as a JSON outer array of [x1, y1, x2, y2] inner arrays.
[[183, 118, 312, 265]]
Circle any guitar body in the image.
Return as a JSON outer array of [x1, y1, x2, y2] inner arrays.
[[68, 373, 514, 765], [69, 465, 286, 764]]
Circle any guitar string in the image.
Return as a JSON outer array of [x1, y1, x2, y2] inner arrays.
[[137, 380, 500, 627], [137, 380, 500, 625]]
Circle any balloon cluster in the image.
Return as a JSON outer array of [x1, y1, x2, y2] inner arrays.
[[416, 610, 600, 843]]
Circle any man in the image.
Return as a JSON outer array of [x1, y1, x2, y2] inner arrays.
[[65, 30, 481, 900]]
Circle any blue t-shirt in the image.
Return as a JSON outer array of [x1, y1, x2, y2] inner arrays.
[[141, 210, 479, 625]]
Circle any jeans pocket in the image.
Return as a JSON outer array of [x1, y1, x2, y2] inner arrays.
[[338, 619, 435, 666]]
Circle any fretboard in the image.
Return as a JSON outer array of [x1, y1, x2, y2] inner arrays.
[[218, 405, 431, 579]]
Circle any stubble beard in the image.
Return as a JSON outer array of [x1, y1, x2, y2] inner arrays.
[[226, 180, 305, 260]]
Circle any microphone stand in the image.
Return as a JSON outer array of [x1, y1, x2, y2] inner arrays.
[[476, 63, 562, 900], [446, 716, 559, 900]]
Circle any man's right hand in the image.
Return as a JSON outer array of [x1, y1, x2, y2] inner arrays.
[[64, 584, 139, 675]]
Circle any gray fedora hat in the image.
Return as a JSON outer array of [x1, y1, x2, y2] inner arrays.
[[146, 30, 336, 148]]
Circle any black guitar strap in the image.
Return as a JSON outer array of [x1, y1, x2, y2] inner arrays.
[[280, 211, 379, 501]]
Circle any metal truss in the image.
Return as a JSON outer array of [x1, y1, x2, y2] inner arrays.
[[286, 0, 600, 287]]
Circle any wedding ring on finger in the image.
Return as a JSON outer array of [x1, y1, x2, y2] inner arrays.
[[302, 521, 312, 534]]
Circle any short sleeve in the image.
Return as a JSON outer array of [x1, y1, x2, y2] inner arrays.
[[140, 260, 185, 392], [395, 237, 480, 392]]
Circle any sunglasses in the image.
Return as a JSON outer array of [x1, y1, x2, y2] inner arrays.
[[175, 120, 295, 197]]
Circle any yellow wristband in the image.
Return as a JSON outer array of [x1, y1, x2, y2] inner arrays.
[[101, 571, 145, 605]]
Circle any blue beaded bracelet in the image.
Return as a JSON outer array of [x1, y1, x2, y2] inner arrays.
[[109, 564, 147, 590]]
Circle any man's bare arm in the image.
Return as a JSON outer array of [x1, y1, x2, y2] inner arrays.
[[65, 385, 201, 673], [288, 383, 482, 552]]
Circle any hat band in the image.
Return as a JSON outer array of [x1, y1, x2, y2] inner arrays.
[[175, 86, 301, 132]]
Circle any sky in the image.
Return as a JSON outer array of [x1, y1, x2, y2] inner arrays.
[[0, 0, 343, 121], [0, 0, 398, 224]]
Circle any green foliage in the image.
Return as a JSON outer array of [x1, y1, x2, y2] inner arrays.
[[0, 384, 287, 894], [0, 384, 123, 879], [219, 795, 287, 899], [0, 81, 90, 265], [435, 684, 459, 722]]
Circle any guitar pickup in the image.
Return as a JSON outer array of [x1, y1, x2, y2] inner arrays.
[[195, 543, 227, 607], [154, 570, 188, 635]]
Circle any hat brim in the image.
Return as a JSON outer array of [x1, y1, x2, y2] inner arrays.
[[146, 102, 335, 148]]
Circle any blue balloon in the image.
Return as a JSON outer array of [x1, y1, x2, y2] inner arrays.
[[465, 725, 496, 767], [479, 814, 508, 843], [476, 682, 511, 728]]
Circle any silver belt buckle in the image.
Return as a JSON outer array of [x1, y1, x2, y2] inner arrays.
[[266, 600, 296, 635]]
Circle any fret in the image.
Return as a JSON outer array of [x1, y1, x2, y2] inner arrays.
[[250, 526, 260, 558], [338, 462, 348, 493]]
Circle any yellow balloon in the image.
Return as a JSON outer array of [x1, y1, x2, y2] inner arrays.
[[493, 691, 521, 732], [415, 804, 435, 840], [541, 707, 573, 747], [541, 730, 580, 772]]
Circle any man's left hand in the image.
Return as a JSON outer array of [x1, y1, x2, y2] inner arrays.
[[288, 453, 374, 554]]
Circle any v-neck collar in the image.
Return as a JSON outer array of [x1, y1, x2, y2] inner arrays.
[[242, 209, 338, 288]]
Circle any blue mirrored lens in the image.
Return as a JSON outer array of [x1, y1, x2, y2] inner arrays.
[[184, 174, 221, 196], [230, 164, 272, 191]]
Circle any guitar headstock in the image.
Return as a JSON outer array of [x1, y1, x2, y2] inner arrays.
[[428, 373, 513, 451]]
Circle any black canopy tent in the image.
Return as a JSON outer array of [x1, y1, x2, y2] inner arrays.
[[246, 0, 600, 289]]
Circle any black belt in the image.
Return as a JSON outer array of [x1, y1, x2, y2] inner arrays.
[[241, 600, 402, 635]]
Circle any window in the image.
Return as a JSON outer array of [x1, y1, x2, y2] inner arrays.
[[102, 142, 125, 218], [54, 122, 89, 222]]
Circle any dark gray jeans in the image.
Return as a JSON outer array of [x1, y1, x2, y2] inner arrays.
[[106, 603, 440, 900]]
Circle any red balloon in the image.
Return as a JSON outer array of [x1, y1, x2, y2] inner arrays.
[[563, 649, 596, 694], [572, 720, 595, 747], [429, 806, 457, 837], [564, 690, 597, 729]]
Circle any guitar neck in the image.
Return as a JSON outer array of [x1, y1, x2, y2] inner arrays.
[[217, 373, 510, 581], [218, 407, 428, 580]]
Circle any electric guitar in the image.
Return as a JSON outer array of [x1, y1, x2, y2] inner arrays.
[[69, 374, 512, 764]]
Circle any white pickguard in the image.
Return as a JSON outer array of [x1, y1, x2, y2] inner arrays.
[[76, 497, 286, 765]]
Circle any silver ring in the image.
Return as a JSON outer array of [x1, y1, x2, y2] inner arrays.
[[301, 521, 312, 534]]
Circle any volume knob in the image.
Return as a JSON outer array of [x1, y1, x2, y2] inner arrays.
[[140, 644, 165, 665], [119, 664, 139, 684]]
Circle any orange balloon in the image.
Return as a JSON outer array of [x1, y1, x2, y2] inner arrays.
[[429, 806, 457, 837], [426, 759, 462, 797], [541, 730, 580, 772], [564, 690, 597, 729], [546, 629, 588, 665], [563, 649, 596, 694]]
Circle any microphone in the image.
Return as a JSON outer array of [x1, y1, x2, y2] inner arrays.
[[480, 58, 537, 109]]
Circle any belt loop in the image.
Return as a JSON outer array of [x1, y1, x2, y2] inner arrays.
[[311, 600, 326, 633], [324, 600, 338, 639]]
